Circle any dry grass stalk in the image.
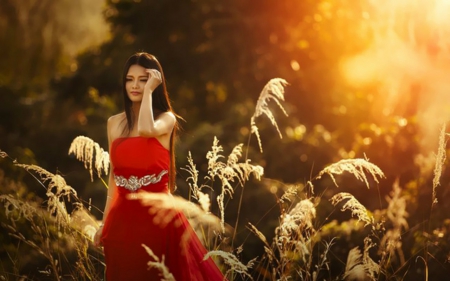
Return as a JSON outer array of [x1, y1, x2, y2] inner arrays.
[[206, 137, 264, 188], [68, 135, 109, 181], [263, 245, 277, 264], [363, 237, 379, 280], [142, 244, 175, 281], [1, 193, 85, 281], [278, 199, 316, 239], [205, 137, 263, 232], [181, 151, 211, 212], [432, 123, 447, 205], [206, 137, 227, 186], [131, 192, 221, 228], [306, 180, 315, 195], [247, 222, 277, 262], [0, 146, 104, 279], [316, 158, 385, 188], [378, 179, 408, 265], [279, 185, 297, 204], [247, 222, 271, 248], [131, 191, 223, 250], [343, 238, 379, 281], [312, 239, 336, 281], [330, 192, 374, 226], [70, 203, 100, 241], [204, 250, 255, 280], [0, 194, 39, 221], [343, 247, 366, 280], [273, 198, 317, 278], [250, 78, 289, 152], [15, 164, 77, 228], [0, 151, 105, 279]]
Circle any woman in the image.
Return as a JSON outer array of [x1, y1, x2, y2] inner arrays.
[[93, 52, 225, 280]]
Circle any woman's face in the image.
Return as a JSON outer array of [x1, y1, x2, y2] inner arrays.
[[125, 64, 148, 102]]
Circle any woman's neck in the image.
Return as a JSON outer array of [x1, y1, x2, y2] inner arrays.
[[131, 102, 141, 115]]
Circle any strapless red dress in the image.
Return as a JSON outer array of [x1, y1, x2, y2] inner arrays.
[[101, 137, 225, 280]]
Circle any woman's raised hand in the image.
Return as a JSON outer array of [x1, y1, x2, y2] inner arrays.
[[145, 69, 162, 92]]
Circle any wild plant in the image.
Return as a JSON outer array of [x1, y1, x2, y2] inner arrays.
[[142, 244, 175, 281], [1, 76, 449, 281], [243, 157, 386, 280], [68, 135, 110, 181], [0, 147, 104, 280], [250, 78, 289, 153]]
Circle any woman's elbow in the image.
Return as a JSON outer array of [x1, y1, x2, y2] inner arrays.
[[138, 128, 155, 137]]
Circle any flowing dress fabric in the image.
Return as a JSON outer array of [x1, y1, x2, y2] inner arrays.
[[101, 137, 225, 281]]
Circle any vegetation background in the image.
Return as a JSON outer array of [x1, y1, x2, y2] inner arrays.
[[1, 0, 450, 280]]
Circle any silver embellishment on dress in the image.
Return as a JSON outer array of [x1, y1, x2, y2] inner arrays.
[[114, 170, 168, 192]]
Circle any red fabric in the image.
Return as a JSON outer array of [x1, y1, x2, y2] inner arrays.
[[101, 137, 226, 281]]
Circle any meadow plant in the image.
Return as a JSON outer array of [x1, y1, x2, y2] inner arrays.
[[0, 158, 103, 280], [432, 124, 447, 206], [2, 79, 450, 281], [129, 191, 224, 253], [343, 237, 379, 281], [377, 179, 409, 266], [68, 135, 110, 181], [315, 157, 385, 189], [204, 250, 257, 280], [204, 136, 263, 233], [142, 244, 175, 281], [182, 151, 211, 212], [250, 78, 289, 153], [330, 192, 374, 227], [0, 77, 392, 281]]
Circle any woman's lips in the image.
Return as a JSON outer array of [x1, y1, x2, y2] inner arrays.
[[130, 91, 141, 96]]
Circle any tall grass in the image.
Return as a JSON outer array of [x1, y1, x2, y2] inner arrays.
[[0, 150, 104, 280], [1, 79, 449, 280]]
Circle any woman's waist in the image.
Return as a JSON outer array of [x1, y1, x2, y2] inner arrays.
[[113, 169, 169, 193], [113, 167, 169, 177]]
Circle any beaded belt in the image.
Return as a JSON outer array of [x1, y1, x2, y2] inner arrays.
[[114, 170, 168, 192]]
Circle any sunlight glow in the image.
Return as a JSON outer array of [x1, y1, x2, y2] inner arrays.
[[290, 60, 300, 71], [397, 118, 408, 127], [340, 0, 450, 151], [431, 0, 450, 25]]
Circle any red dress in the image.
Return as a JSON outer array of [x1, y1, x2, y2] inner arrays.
[[101, 137, 225, 280]]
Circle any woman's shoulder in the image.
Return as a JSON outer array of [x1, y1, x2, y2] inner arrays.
[[108, 112, 126, 124], [107, 112, 126, 140]]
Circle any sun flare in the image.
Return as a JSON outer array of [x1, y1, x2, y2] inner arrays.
[[339, 0, 450, 150]]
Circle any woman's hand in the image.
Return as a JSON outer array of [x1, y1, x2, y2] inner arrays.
[[145, 69, 162, 92], [93, 226, 103, 247]]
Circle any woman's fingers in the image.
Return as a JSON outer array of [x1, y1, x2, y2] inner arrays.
[[145, 69, 162, 91], [146, 69, 162, 80]]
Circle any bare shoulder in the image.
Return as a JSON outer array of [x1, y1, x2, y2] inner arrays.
[[108, 112, 125, 123], [107, 112, 126, 140]]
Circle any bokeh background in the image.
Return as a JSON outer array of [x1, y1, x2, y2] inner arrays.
[[1, 0, 450, 280]]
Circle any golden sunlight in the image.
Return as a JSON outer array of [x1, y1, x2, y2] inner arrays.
[[339, 0, 450, 151]]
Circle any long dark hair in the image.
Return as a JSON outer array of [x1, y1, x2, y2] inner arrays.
[[121, 52, 179, 192]]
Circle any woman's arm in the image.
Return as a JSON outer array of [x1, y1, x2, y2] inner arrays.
[[137, 69, 175, 137]]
